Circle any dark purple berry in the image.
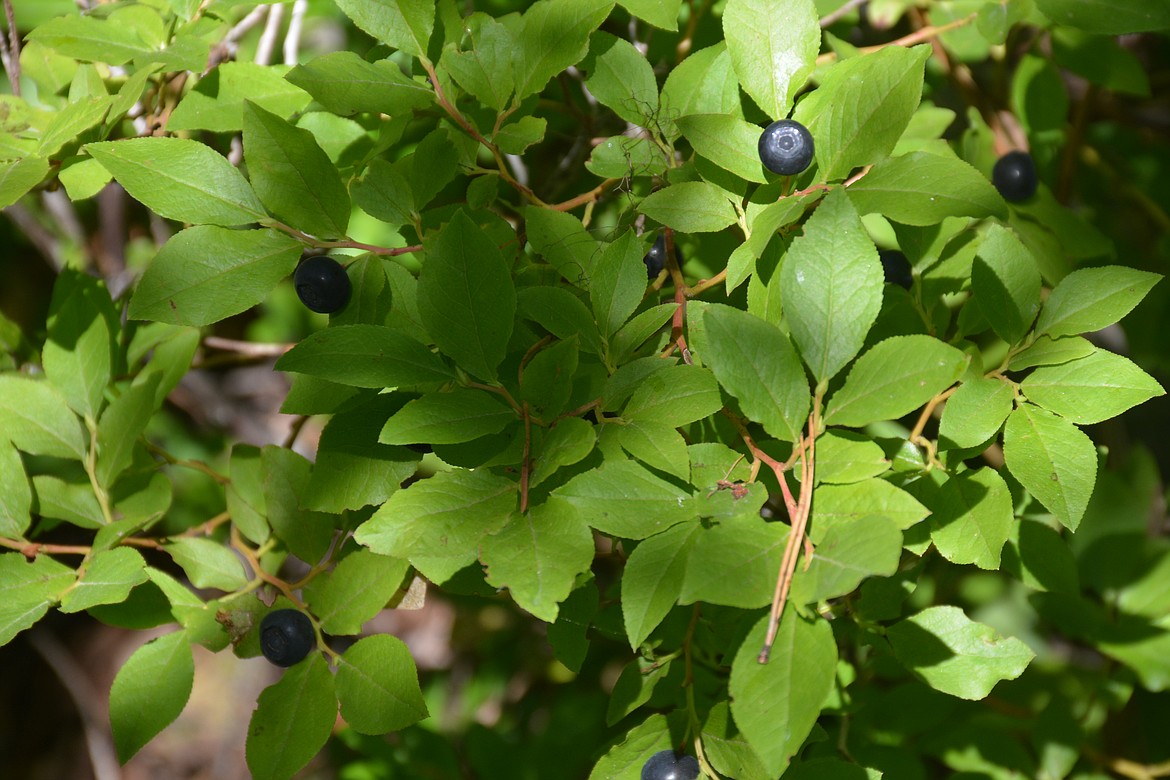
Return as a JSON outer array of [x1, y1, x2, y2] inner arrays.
[[644, 234, 682, 280], [259, 609, 315, 667], [992, 151, 1038, 202], [641, 749, 700, 780], [294, 256, 351, 314], [879, 250, 913, 290], [758, 119, 815, 176]]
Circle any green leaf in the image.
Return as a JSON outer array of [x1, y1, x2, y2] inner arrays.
[[702, 305, 809, 443], [336, 634, 428, 734], [723, 0, 820, 119], [550, 460, 696, 540], [616, 419, 690, 480], [42, 268, 117, 421], [929, 468, 1014, 570], [660, 43, 742, 137], [813, 478, 930, 532], [523, 207, 599, 289], [60, 547, 149, 613], [246, 654, 337, 780], [813, 430, 890, 484], [530, 417, 597, 487], [351, 159, 415, 228], [639, 181, 738, 233], [418, 210, 516, 381], [276, 325, 454, 389], [780, 189, 884, 384], [1034, 266, 1161, 338], [379, 389, 515, 445], [517, 287, 604, 354], [621, 522, 698, 649], [0, 439, 32, 537], [128, 226, 302, 326], [677, 114, 770, 184], [588, 714, 679, 780], [1035, 0, 1170, 33], [617, 0, 683, 30], [169, 62, 313, 132], [590, 230, 647, 338], [243, 102, 349, 238], [164, 537, 248, 591], [0, 553, 75, 646], [109, 631, 194, 762], [0, 375, 87, 459], [494, 115, 547, 155], [680, 515, 786, 609], [729, 611, 837, 776], [355, 469, 516, 583], [847, 150, 1007, 226], [581, 32, 659, 126], [481, 502, 595, 622], [607, 656, 673, 725], [794, 45, 930, 181], [971, 224, 1042, 345], [285, 52, 432, 116], [1022, 349, 1165, 424], [305, 398, 421, 513], [304, 550, 409, 635], [824, 335, 968, 427], [702, 700, 772, 780], [37, 96, 112, 157], [86, 138, 266, 227], [622, 364, 723, 428], [1002, 519, 1079, 593], [262, 446, 336, 564], [938, 376, 1014, 450], [227, 445, 269, 546], [27, 11, 157, 65], [791, 513, 902, 604], [96, 374, 161, 489], [520, 338, 578, 416], [31, 473, 103, 528], [334, 0, 435, 57], [513, 0, 615, 100], [1007, 334, 1095, 371], [440, 16, 516, 112], [887, 605, 1034, 700], [0, 156, 49, 207], [1003, 404, 1098, 531]]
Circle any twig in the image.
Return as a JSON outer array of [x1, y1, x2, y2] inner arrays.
[[283, 0, 307, 65], [816, 13, 978, 64], [820, 0, 867, 28], [255, 2, 283, 66], [0, 0, 20, 95], [203, 336, 292, 357]]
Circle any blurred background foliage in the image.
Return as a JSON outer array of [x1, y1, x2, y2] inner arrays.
[[0, 0, 1168, 778]]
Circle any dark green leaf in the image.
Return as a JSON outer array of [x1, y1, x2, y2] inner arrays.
[[1021, 349, 1164, 424], [336, 634, 428, 734], [286, 52, 432, 116], [621, 522, 699, 648], [729, 611, 837, 776], [639, 181, 738, 233], [887, 605, 1034, 699], [109, 631, 194, 762], [128, 227, 302, 326], [305, 550, 409, 635], [276, 325, 453, 389], [847, 150, 1007, 226], [243, 101, 349, 238], [418, 210, 516, 381], [1002, 404, 1098, 531], [0, 375, 87, 459], [1034, 266, 1161, 338], [550, 460, 696, 539], [355, 469, 516, 583], [86, 138, 266, 227], [780, 189, 884, 383], [824, 335, 968, 427], [334, 0, 435, 57], [723, 0, 820, 119], [379, 389, 515, 445], [246, 654, 337, 780], [481, 502, 595, 622]]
